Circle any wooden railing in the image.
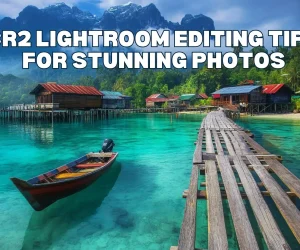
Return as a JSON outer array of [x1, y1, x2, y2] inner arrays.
[[7, 103, 60, 110]]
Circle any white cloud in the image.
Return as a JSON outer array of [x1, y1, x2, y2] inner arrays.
[[208, 7, 245, 24], [0, 0, 79, 18], [254, 19, 288, 34], [167, 12, 185, 23], [251, 18, 290, 49]]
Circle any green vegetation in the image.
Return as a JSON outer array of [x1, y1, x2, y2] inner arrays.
[[0, 74, 36, 107], [91, 45, 300, 108], [292, 97, 300, 112], [194, 97, 214, 107], [1, 44, 300, 108]]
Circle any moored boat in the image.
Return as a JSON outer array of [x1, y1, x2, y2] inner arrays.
[[11, 139, 118, 211]]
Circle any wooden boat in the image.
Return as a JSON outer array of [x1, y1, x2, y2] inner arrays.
[[11, 149, 118, 211]]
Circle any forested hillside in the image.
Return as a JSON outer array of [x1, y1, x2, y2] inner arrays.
[[0, 74, 36, 106], [83, 45, 300, 107]]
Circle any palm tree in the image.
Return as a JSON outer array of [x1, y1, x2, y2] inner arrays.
[[282, 66, 300, 92]]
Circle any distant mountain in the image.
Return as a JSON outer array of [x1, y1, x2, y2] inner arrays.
[[0, 2, 215, 36], [0, 2, 215, 74], [96, 3, 214, 32], [0, 3, 98, 31]]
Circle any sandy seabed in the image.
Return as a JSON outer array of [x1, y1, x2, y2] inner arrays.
[[249, 113, 300, 120], [180, 111, 300, 120], [178, 111, 208, 114]]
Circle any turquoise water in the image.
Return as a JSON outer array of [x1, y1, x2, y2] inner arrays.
[[0, 114, 299, 250]]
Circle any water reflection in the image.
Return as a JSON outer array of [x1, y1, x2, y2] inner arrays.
[[25, 124, 54, 144], [4, 122, 55, 144], [21, 162, 122, 250]]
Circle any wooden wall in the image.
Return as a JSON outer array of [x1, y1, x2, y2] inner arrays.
[[249, 88, 266, 103], [146, 101, 164, 108], [35, 90, 52, 104], [35, 91, 102, 109], [102, 99, 125, 109], [266, 87, 293, 104], [53, 94, 102, 109]]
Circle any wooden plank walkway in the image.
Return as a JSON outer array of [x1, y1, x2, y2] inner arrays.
[[172, 109, 300, 250]]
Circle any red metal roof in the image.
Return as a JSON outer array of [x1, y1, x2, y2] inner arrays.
[[146, 98, 169, 103], [199, 93, 208, 99], [146, 94, 168, 99], [238, 79, 255, 85], [37, 83, 103, 96], [263, 84, 284, 94], [146, 94, 180, 103]]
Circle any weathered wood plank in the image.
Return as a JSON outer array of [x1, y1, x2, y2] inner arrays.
[[233, 156, 290, 250], [193, 129, 204, 164], [178, 163, 199, 250], [247, 155, 300, 243], [202, 152, 279, 164], [240, 131, 269, 154], [212, 129, 224, 155], [220, 130, 236, 156], [216, 155, 259, 250], [225, 131, 242, 155], [183, 190, 297, 199], [200, 181, 264, 188], [206, 129, 215, 154], [232, 131, 253, 155], [175, 110, 300, 250], [205, 160, 228, 250], [264, 158, 300, 199], [170, 247, 205, 250]]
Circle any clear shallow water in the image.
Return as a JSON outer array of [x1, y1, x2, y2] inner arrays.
[[237, 116, 300, 179], [0, 114, 299, 250]]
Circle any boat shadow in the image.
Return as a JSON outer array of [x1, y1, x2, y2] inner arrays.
[[21, 162, 122, 250]]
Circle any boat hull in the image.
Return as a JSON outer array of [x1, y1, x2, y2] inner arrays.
[[11, 154, 117, 211]]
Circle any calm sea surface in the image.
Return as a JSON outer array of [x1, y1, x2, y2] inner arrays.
[[0, 114, 299, 250]]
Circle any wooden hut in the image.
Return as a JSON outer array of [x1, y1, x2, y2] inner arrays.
[[101, 91, 132, 109], [263, 84, 294, 103], [179, 93, 208, 107], [179, 94, 197, 106], [146, 94, 169, 108], [167, 95, 180, 108], [212, 85, 266, 106], [30, 83, 103, 109], [198, 93, 209, 99]]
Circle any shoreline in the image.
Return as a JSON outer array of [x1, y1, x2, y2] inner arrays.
[[243, 113, 300, 120], [179, 111, 300, 120], [178, 111, 208, 114]]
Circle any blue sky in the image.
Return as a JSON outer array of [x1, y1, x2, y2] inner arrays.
[[0, 0, 299, 32]]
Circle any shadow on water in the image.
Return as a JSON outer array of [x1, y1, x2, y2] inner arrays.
[[21, 162, 122, 250]]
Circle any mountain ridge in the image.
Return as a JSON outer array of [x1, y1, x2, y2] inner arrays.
[[0, 2, 215, 33], [0, 2, 215, 73]]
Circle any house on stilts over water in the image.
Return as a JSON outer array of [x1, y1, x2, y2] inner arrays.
[[212, 81, 294, 114]]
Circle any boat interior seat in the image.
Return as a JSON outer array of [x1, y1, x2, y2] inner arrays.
[[55, 169, 97, 179], [78, 169, 98, 173], [55, 172, 87, 179], [76, 163, 105, 168]]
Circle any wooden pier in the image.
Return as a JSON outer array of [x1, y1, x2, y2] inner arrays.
[[0, 105, 220, 122], [0, 107, 169, 122], [172, 109, 300, 250]]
